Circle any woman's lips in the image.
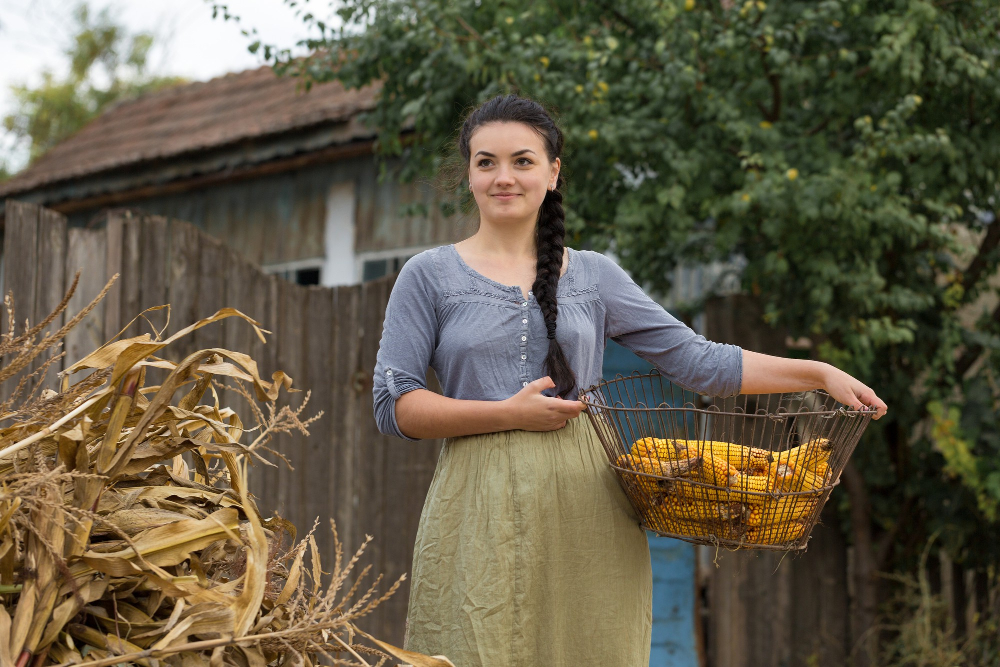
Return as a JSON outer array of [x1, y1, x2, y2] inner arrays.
[[492, 193, 520, 200]]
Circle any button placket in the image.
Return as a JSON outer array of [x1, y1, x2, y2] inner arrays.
[[518, 294, 531, 387]]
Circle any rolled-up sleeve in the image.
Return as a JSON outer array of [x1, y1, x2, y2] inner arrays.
[[596, 254, 743, 397], [373, 255, 438, 440]]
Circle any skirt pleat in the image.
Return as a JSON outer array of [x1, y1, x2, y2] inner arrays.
[[403, 417, 652, 667]]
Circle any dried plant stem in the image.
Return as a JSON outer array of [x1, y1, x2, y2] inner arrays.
[[0, 394, 102, 460], [332, 634, 373, 666], [50, 623, 366, 667]]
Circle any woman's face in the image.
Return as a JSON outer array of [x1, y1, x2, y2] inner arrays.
[[467, 121, 560, 225]]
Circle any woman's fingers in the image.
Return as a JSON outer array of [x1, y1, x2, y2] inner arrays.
[[527, 376, 556, 393], [856, 386, 888, 419]]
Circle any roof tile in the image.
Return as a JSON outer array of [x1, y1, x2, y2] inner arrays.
[[0, 66, 378, 196]]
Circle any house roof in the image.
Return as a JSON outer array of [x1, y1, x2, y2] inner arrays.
[[0, 66, 379, 198]]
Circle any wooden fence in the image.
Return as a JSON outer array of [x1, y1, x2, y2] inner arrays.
[[0, 200, 442, 646], [10, 198, 991, 665]]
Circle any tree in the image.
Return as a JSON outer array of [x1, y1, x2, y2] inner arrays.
[[2, 3, 184, 175], [239, 0, 1000, 660]]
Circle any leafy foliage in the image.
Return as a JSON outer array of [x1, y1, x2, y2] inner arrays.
[[1, 3, 184, 173], [236, 0, 1000, 569]]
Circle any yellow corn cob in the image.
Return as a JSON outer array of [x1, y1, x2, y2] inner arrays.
[[660, 495, 751, 523], [771, 461, 828, 492], [746, 495, 820, 527], [663, 479, 747, 505], [629, 437, 684, 460], [615, 454, 702, 495], [731, 467, 780, 497], [672, 439, 773, 474], [694, 453, 739, 487], [651, 513, 746, 541], [745, 519, 808, 545], [774, 438, 832, 478]]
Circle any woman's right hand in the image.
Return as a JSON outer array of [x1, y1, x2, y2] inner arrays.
[[504, 376, 586, 431]]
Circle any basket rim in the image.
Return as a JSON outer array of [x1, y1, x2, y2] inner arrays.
[[578, 371, 878, 419], [610, 463, 840, 498]]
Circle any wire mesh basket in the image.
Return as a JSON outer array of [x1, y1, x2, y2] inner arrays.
[[579, 371, 875, 551]]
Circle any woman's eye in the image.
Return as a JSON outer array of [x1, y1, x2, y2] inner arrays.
[[516, 158, 533, 166], [477, 159, 493, 167]]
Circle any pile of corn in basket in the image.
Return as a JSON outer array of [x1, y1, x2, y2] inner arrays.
[[0, 275, 452, 667], [580, 372, 874, 551]]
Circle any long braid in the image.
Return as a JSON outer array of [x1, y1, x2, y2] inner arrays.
[[456, 94, 578, 398], [532, 177, 576, 397]]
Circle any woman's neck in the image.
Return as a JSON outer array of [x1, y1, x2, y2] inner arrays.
[[464, 215, 537, 261]]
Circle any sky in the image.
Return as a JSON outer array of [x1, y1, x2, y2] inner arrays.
[[0, 0, 328, 172]]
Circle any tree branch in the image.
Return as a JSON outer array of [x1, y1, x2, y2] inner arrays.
[[954, 300, 1000, 378], [961, 216, 1000, 296], [596, 1, 637, 32], [805, 117, 831, 136], [758, 50, 782, 122]]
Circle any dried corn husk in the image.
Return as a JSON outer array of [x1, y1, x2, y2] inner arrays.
[[0, 275, 452, 667]]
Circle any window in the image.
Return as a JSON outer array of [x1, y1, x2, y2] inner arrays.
[[262, 259, 325, 286], [355, 245, 436, 283], [361, 255, 411, 282]]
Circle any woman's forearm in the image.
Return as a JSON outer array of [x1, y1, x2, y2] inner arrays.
[[740, 349, 888, 418], [740, 350, 828, 394], [395, 389, 515, 439], [394, 377, 588, 439]]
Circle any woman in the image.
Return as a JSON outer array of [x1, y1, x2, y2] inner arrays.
[[373, 94, 887, 666]]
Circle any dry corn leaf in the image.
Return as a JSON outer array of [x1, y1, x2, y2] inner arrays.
[[77, 509, 240, 577], [0, 278, 449, 667], [353, 628, 457, 667]]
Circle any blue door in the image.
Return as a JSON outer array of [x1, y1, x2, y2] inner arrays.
[[602, 340, 699, 666]]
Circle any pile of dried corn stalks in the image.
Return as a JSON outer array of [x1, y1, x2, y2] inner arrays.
[[0, 274, 452, 667]]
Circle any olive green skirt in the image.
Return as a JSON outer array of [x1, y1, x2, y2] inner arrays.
[[403, 416, 652, 667]]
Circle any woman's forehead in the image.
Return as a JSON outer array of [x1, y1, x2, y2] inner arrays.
[[469, 122, 548, 155]]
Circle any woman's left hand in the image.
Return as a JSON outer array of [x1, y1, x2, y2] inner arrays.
[[821, 364, 888, 419]]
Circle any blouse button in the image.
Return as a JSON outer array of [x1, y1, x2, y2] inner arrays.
[[522, 318, 528, 324], [521, 354, 526, 360], [521, 335, 527, 342], [386, 370, 393, 376], [522, 381, 528, 387], [522, 301, 527, 307]]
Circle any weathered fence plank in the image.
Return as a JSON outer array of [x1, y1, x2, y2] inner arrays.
[[103, 211, 124, 340], [64, 228, 107, 370], [274, 280, 306, 522], [303, 286, 335, 564], [119, 215, 142, 339], [1, 201, 40, 401], [33, 206, 67, 392], [331, 283, 361, 571], [357, 277, 390, 640]]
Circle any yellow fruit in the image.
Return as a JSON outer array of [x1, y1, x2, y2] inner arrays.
[[651, 512, 746, 541], [663, 479, 747, 505], [672, 439, 773, 474], [746, 519, 808, 545], [771, 461, 828, 493], [746, 495, 820, 526], [695, 454, 739, 487], [773, 438, 832, 478], [615, 454, 702, 495], [629, 437, 682, 460]]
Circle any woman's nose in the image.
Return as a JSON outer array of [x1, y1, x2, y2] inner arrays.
[[494, 167, 515, 185]]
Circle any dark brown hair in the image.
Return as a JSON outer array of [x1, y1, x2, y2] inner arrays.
[[457, 94, 576, 398]]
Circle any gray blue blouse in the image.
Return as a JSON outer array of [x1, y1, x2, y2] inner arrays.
[[372, 244, 743, 441]]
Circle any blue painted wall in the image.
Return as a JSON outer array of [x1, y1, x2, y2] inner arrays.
[[602, 340, 698, 667]]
